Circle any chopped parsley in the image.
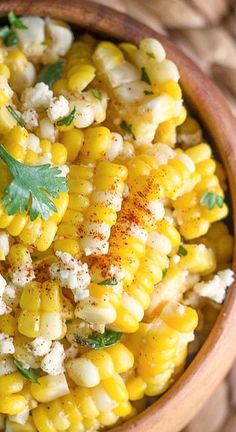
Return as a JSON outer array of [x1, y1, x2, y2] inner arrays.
[[178, 245, 188, 256], [91, 89, 103, 101], [120, 120, 136, 140], [162, 268, 168, 278], [75, 330, 122, 350], [144, 90, 154, 95], [146, 51, 155, 59], [14, 359, 40, 383], [98, 278, 118, 286], [7, 105, 25, 127], [8, 11, 28, 29], [141, 66, 151, 85], [0, 145, 68, 221], [57, 107, 76, 126], [200, 192, 224, 210], [37, 61, 64, 88]]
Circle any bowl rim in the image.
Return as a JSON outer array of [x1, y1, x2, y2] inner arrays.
[[1, 1, 236, 431]]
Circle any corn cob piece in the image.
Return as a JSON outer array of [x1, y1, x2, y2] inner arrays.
[[18, 280, 68, 340], [110, 220, 181, 333], [53, 126, 114, 255], [66, 342, 134, 387], [2, 126, 68, 167], [79, 160, 128, 256], [32, 374, 132, 432], [5, 49, 36, 94], [93, 39, 183, 145], [125, 301, 198, 398], [173, 143, 228, 239]]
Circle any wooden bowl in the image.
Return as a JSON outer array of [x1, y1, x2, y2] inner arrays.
[[1, 1, 236, 431]]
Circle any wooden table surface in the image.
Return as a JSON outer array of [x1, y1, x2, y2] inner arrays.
[[91, 1, 236, 431]]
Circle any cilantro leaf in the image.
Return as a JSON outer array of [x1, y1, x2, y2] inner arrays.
[[14, 359, 40, 383], [178, 245, 188, 256], [7, 106, 25, 127], [57, 107, 76, 126], [144, 90, 154, 95], [37, 61, 64, 88], [98, 278, 118, 286], [141, 67, 151, 85], [8, 11, 28, 29], [162, 268, 168, 278], [200, 192, 224, 210], [75, 330, 122, 350], [120, 120, 136, 140], [0, 145, 68, 221], [0, 26, 16, 46], [91, 89, 103, 101]]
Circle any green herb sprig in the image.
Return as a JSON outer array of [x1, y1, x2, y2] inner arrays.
[[200, 192, 224, 210], [75, 330, 122, 350], [57, 107, 76, 126], [14, 359, 40, 383], [141, 67, 151, 85], [7, 105, 25, 127], [178, 245, 188, 256], [98, 278, 119, 286], [0, 145, 68, 221], [120, 120, 136, 140], [37, 61, 64, 88], [91, 89, 103, 101], [8, 11, 28, 29], [0, 11, 28, 47]]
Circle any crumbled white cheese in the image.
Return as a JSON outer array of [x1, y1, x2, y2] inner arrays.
[[47, 96, 70, 122], [41, 342, 65, 376], [39, 117, 57, 143], [31, 337, 52, 357], [172, 254, 180, 264], [50, 252, 91, 302], [0, 231, 9, 258], [106, 132, 123, 160], [0, 333, 15, 354], [0, 275, 8, 315], [15, 17, 46, 58], [22, 108, 39, 130], [194, 269, 234, 303], [27, 133, 41, 154], [0, 356, 16, 376], [65, 343, 79, 360], [3, 283, 20, 310], [21, 82, 53, 109], [147, 143, 174, 166], [45, 18, 73, 56], [11, 261, 35, 287], [148, 200, 165, 220]]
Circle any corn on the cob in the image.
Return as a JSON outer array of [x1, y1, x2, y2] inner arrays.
[[173, 143, 228, 239], [32, 374, 132, 432], [18, 280, 68, 340], [125, 301, 198, 398]]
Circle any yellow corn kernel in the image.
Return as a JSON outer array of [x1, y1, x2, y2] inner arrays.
[[5, 417, 37, 431], [67, 64, 96, 92], [126, 376, 147, 400], [53, 238, 80, 256], [2, 126, 28, 162], [5, 50, 27, 73], [80, 126, 112, 163], [93, 41, 124, 73], [60, 128, 84, 162], [159, 81, 182, 100], [34, 220, 58, 252], [0, 372, 24, 394], [161, 303, 198, 334], [186, 143, 211, 164], [31, 374, 69, 403], [0, 314, 16, 335], [179, 244, 216, 275], [51, 142, 68, 165], [0, 63, 10, 79], [52, 78, 67, 96], [7, 213, 28, 236], [0, 394, 27, 415]]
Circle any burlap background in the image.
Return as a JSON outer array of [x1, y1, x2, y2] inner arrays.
[[91, 1, 236, 431]]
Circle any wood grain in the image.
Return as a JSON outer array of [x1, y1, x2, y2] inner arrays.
[[0, 1, 236, 431]]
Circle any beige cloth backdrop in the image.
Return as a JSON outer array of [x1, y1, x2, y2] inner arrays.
[[91, 1, 236, 431]]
